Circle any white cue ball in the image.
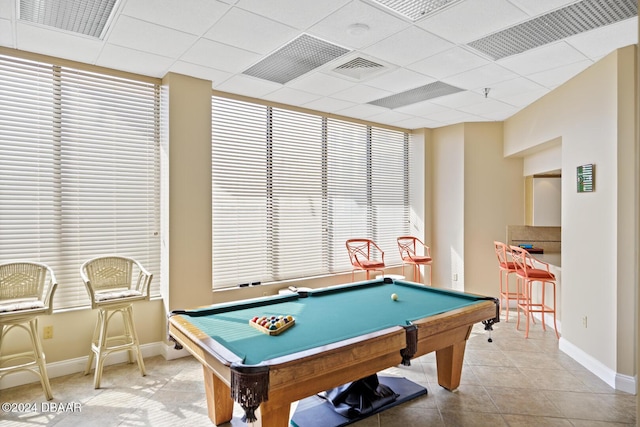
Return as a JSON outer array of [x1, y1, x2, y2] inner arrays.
[[391, 293, 398, 301]]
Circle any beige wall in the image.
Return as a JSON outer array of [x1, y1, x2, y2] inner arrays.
[[431, 124, 465, 289], [161, 73, 214, 312], [464, 122, 524, 298], [428, 122, 524, 296], [505, 45, 637, 387]]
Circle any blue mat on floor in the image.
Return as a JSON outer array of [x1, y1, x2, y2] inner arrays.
[[290, 376, 427, 427]]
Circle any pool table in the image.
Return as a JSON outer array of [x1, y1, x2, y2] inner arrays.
[[168, 278, 499, 426]]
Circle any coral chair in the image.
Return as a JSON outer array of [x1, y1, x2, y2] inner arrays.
[[494, 241, 518, 321], [397, 236, 432, 285], [510, 246, 559, 339], [0, 261, 57, 400], [346, 239, 385, 281], [81, 256, 152, 388]]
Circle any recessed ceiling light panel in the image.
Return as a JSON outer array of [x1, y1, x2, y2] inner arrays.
[[19, 0, 119, 39], [467, 0, 637, 60], [368, 0, 464, 21], [368, 81, 464, 109], [243, 34, 350, 85]]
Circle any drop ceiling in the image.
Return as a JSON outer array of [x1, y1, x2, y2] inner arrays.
[[1, 0, 637, 130]]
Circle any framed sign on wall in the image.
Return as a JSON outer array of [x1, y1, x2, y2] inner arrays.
[[577, 164, 595, 192]]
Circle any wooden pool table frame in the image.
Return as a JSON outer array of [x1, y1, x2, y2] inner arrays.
[[168, 290, 498, 427]]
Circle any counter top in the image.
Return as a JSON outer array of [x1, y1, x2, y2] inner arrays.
[[534, 253, 561, 268]]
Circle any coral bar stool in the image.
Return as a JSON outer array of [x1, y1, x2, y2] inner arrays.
[[510, 246, 559, 339], [0, 261, 57, 400], [81, 256, 152, 388], [397, 236, 432, 285], [346, 239, 385, 281], [494, 241, 518, 321]]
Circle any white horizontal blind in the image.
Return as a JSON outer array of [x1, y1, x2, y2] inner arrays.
[[326, 118, 369, 272], [211, 96, 409, 289], [270, 107, 324, 280], [212, 97, 268, 287], [371, 127, 409, 266], [0, 56, 57, 269], [0, 54, 161, 309]]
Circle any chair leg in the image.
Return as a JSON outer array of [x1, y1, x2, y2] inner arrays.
[[85, 317, 101, 376], [28, 318, 53, 400], [93, 309, 111, 389], [124, 306, 146, 376]]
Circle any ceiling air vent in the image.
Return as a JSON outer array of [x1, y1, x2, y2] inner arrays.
[[467, 0, 637, 60], [243, 34, 350, 84], [332, 57, 387, 81], [19, 0, 119, 39], [368, 81, 464, 109], [368, 0, 464, 21]]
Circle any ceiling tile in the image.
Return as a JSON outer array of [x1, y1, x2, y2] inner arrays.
[[331, 84, 394, 103], [302, 96, 357, 113], [288, 72, 356, 96], [203, 8, 298, 54], [417, 0, 528, 44], [443, 62, 519, 90], [525, 59, 594, 88], [507, 0, 586, 17], [365, 68, 434, 93], [428, 108, 481, 124], [235, 0, 350, 30], [308, 0, 409, 49], [565, 18, 637, 59], [0, 19, 14, 48], [500, 88, 549, 107], [407, 46, 489, 79], [121, 0, 230, 35], [458, 98, 516, 116], [484, 76, 546, 99], [169, 61, 233, 85], [429, 90, 485, 108], [215, 74, 282, 98], [180, 38, 261, 73], [335, 102, 388, 119], [394, 116, 443, 129], [0, 1, 14, 19], [96, 44, 175, 77], [498, 41, 588, 76], [363, 26, 453, 66], [394, 100, 450, 116], [16, 22, 103, 64], [366, 109, 413, 125], [263, 87, 322, 105], [107, 15, 197, 58]]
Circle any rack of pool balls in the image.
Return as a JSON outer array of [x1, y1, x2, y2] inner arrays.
[[249, 315, 295, 335]]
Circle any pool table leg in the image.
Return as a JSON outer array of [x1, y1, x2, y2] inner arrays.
[[435, 340, 467, 391], [203, 366, 234, 425], [256, 400, 291, 427]]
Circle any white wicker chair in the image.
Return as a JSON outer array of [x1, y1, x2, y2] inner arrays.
[[0, 261, 57, 400], [81, 256, 152, 389]]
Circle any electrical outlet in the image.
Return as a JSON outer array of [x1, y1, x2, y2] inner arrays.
[[453, 273, 458, 281], [43, 325, 53, 339], [582, 316, 588, 328]]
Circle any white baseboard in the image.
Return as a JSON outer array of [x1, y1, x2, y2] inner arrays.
[[559, 338, 637, 395], [0, 341, 190, 391]]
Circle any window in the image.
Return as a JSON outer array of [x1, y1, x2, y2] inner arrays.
[[0, 54, 161, 309], [212, 96, 409, 288]]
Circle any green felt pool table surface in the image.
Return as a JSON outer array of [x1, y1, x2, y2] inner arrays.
[[173, 279, 492, 365]]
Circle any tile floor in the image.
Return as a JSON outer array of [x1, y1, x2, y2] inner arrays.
[[1, 312, 636, 426]]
